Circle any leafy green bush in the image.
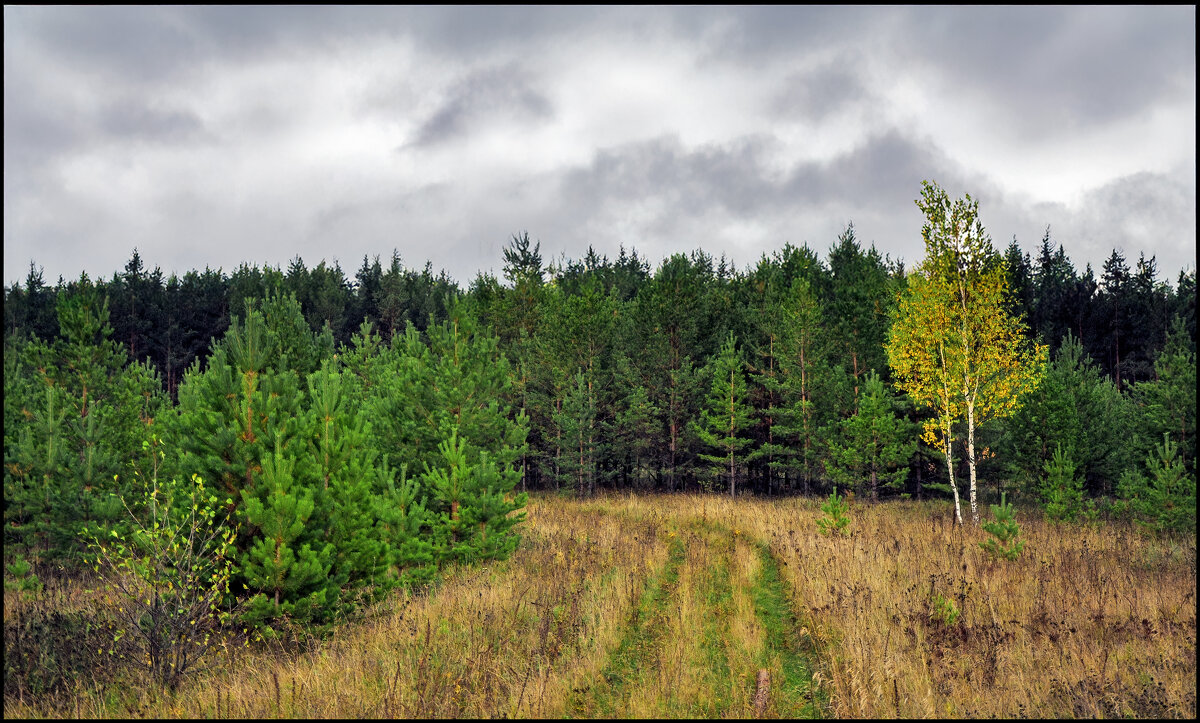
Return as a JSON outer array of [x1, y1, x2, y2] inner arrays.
[[82, 469, 240, 690]]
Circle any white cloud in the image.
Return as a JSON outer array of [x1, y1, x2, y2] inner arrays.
[[4, 6, 1195, 288]]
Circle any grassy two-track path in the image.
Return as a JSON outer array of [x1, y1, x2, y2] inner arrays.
[[566, 510, 826, 718]]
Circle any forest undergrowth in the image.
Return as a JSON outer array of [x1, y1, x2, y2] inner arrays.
[[4, 493, 1195, 719]]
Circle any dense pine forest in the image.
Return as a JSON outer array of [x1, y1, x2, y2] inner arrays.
[[3, 183, 1196, 714]]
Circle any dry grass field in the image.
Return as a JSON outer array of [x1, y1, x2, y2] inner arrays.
[[4, 492, 1196, 718]]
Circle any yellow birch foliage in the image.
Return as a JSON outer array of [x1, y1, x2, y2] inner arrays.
[[887, 271, 961, 450], [887, 181, 1046, 522]]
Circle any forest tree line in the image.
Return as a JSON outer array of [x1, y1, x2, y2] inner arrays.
[[4, 183, 1196, 630]]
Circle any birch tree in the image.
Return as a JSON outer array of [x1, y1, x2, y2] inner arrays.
[[888, 181, 1046, 524]]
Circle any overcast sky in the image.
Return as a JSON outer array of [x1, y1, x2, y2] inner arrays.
[[4, 6, 1196, 289]]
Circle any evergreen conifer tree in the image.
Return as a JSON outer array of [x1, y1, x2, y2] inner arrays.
[[363, 301, 529, 562], [766, 277, 830, 495], [1132, 318, 1196, 477], [1001, 333, 1134, 498], [826, 371, 916, 502], [421, 427, 527, 564], [304, 363, 392, 609], [1118, 434, 1196, 534], [611, 353, 663, 491], [4, 276, 164, 562], [694, 332, 754, 497], [554, 370, 599, 497], [240, 439, 335, 626], [373, 457, 437, 586], [1040, 444, 1091, 522]]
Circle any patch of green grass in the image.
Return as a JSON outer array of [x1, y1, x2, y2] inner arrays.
[[750, 542, 828, 718], [566, 530, 686, 718], [667, 528, 737, 718]]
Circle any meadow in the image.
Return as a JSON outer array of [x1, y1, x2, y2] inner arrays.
[[4, 492, 1196, 718]]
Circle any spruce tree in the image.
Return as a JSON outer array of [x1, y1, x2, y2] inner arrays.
[[1132, 318, 1196, 477], [768, 277, 830, 495], [1001, 332, 1134, 498], [611, 353, 663, 491], [554, 370, 599, 497], [826, 371, 916, 502], [1040, 444, 1090, 522], [694, 332, 754, 497]]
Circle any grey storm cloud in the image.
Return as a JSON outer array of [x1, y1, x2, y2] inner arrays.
[[1044, 169, 1196, 277], [408, 65, 554, 149], [3, 6, 1195, 287], [770, 60, 873, 123], [97, 102, 208, 145], [887, 6, 1196, 140], [560, 130, 975, 223]]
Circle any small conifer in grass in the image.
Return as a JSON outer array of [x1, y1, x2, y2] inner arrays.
[[1118, 433, 1196, 535], [979, 492, 1024, 561], [240, 439, 335, 628], [817, 486, 851, 536], [1040, 444, 1093, 522], [4, 555, 43, 596]]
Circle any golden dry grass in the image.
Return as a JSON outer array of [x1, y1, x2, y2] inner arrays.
[[4, 492, 1195, 719], [668, 494, 1197, 718]]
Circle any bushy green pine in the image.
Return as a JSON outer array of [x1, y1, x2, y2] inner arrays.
[[4, 276, 164, 563], [333, 321, 437, 586], [1118, 434, 1196, 534], [363, 301, 529, 565], [825, 371, 916, 501], [240, 439, 335, 627], [174, 302, 309, 531], [373, 457, 436, 587], [1040, 444, 1092, 522], [422, 427, 527, 564], [817, 486, 851, 536], [980, 493, 1025, 561], [304, 363, 391, 610], [694, 332, 754, 497]]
